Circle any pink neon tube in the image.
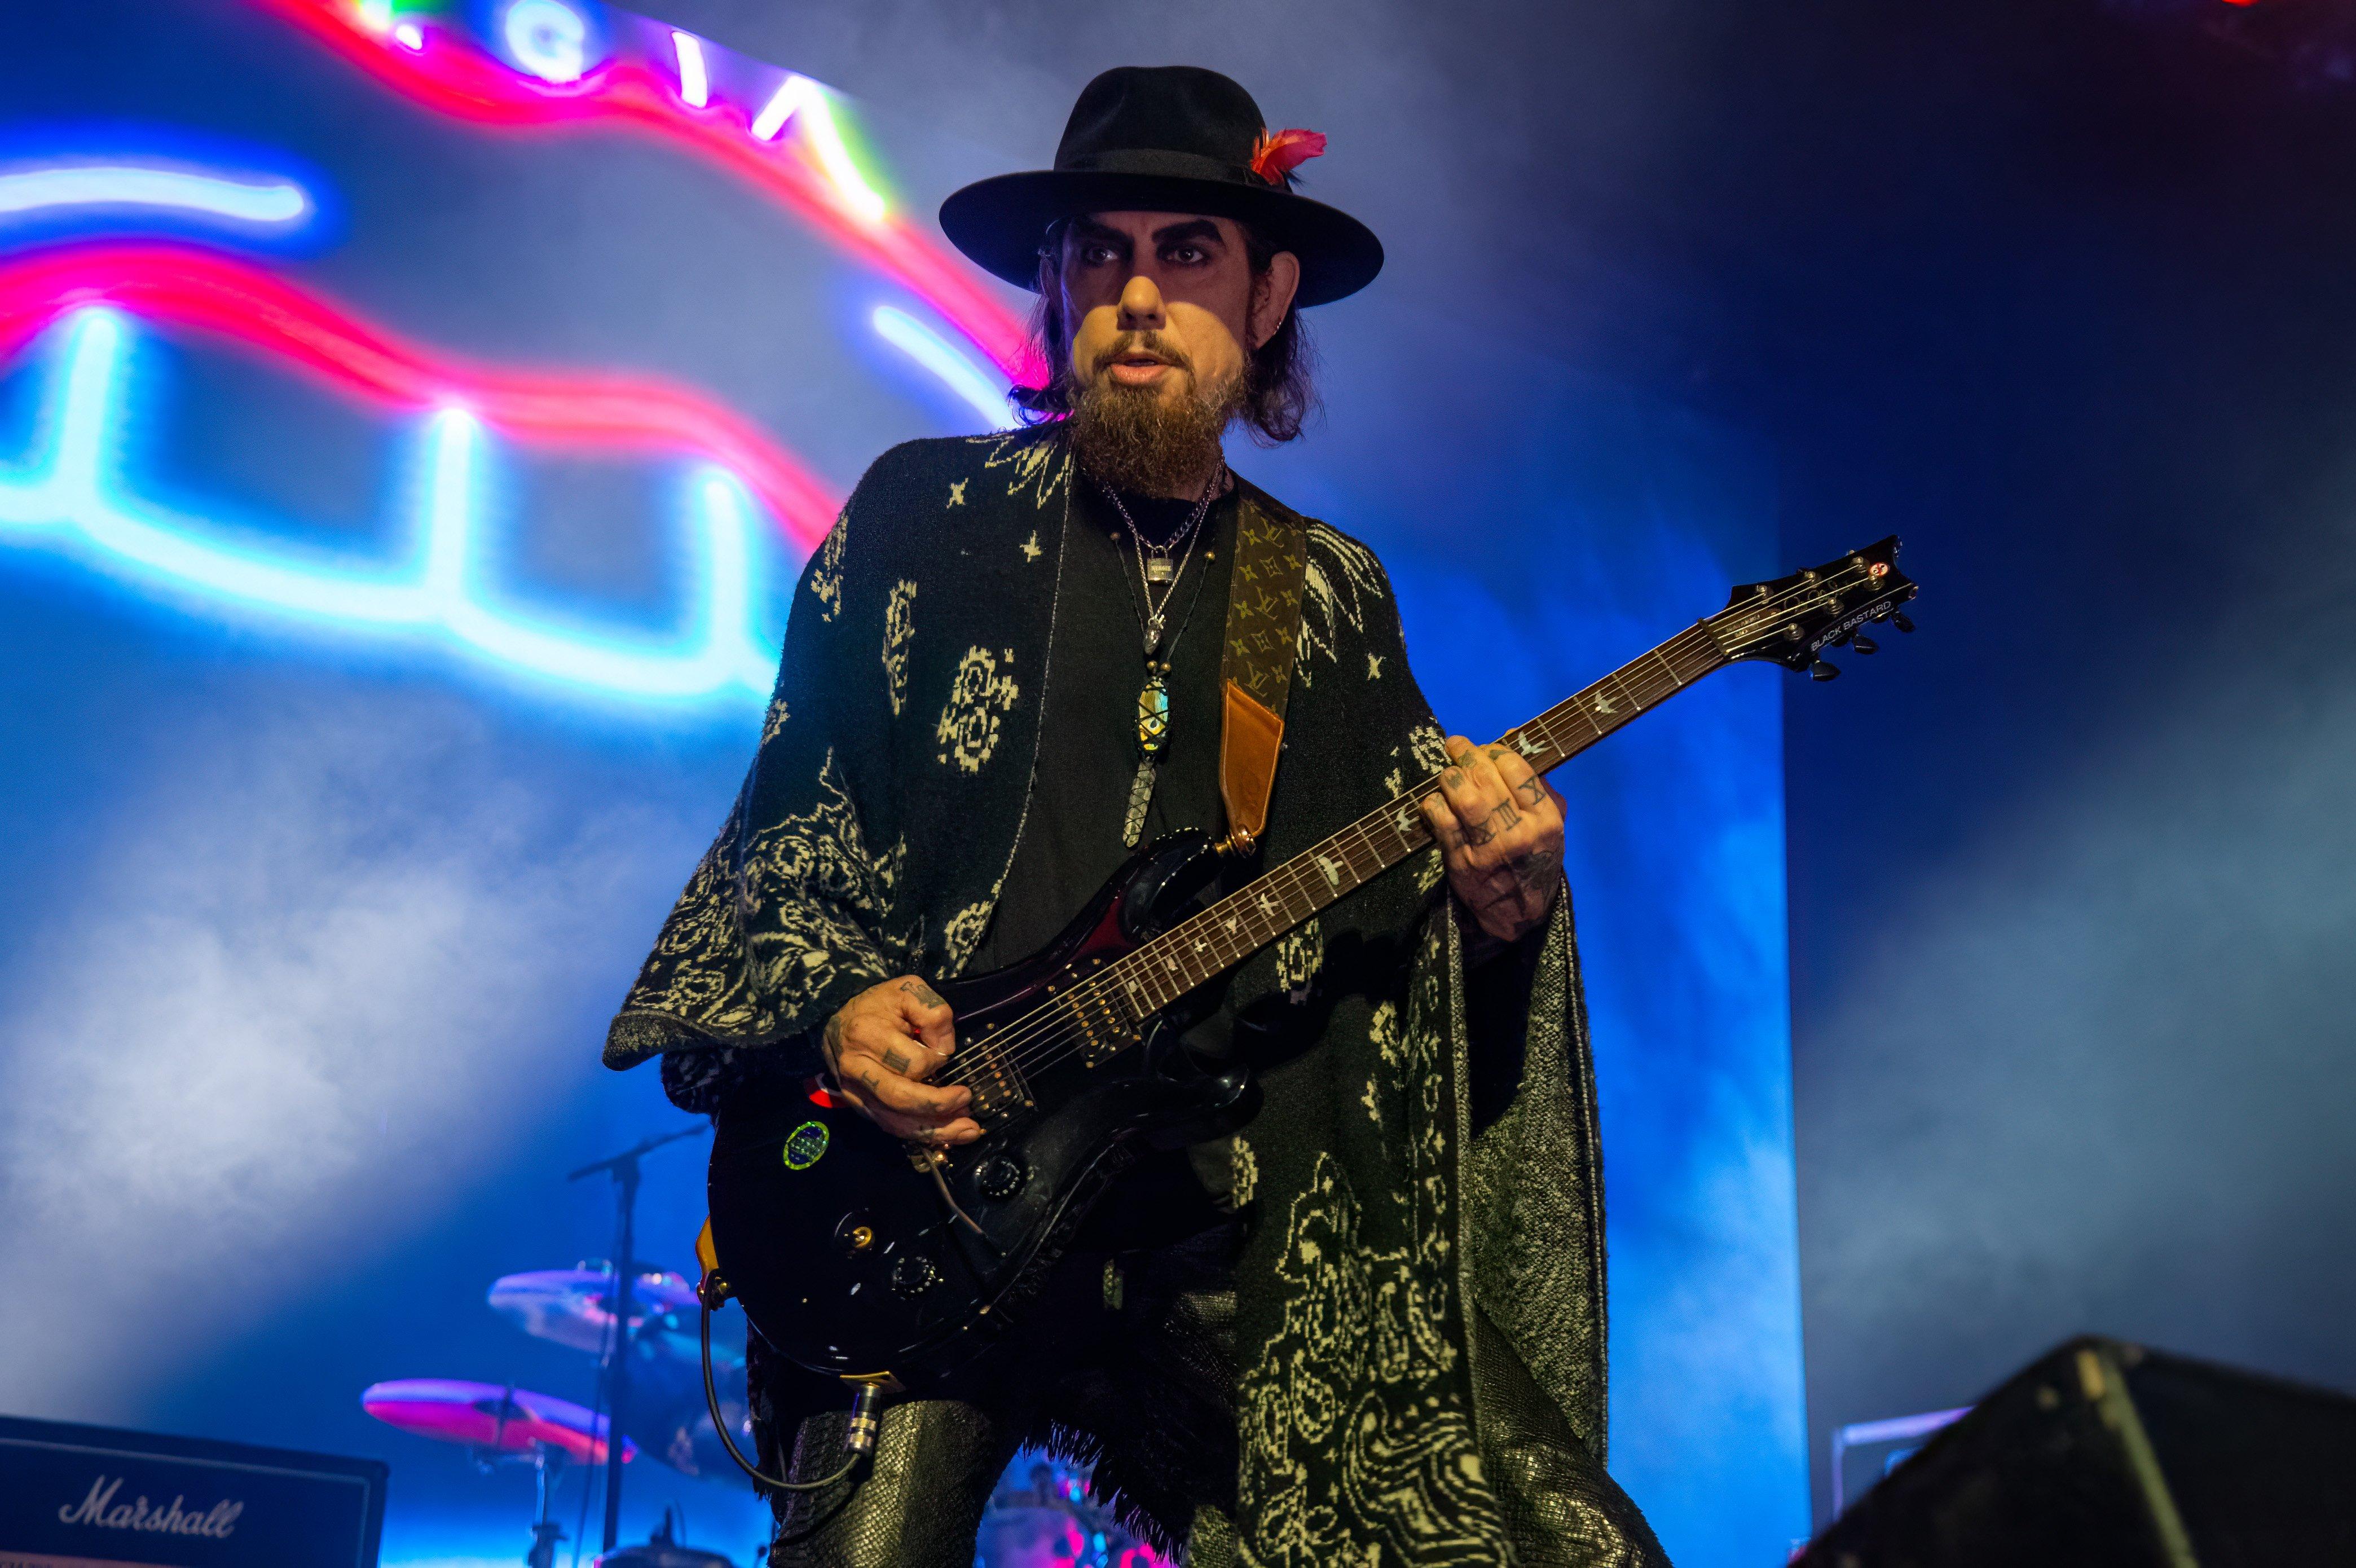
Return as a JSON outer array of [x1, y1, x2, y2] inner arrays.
[[249, 0, 1042, 387], [0, 241, 844, 549]]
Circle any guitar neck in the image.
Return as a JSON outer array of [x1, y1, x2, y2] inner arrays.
[[1117, 618, 1737, 1012]]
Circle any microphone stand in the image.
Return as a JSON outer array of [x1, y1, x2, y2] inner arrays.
[[569, 1122, 706, 1553]]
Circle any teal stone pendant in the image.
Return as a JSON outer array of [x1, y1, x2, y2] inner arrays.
[[1135, 662, 1170, 757], [1125, 659, 1171, 847]]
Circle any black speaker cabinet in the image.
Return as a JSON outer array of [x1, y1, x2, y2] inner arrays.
[[1799, 1336, 2356, 1567], [0, 1412, 387, 1567]]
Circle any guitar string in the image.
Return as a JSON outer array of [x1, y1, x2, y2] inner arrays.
[[935, 560, 1891, 1100], [933, 560, 1897, 1102], [937, 560, 1890, 1099], [1035, 562, 1878, 1036]]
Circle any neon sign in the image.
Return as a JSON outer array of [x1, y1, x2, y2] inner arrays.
[[0, 3, 1039, 711], [2, 309, 778, 706], [670, 28, 709, 108], [499, 0, 593, 85], [0, 239, 844, 551], [874, 306, 1023, 429], [0, 152, 327, 253], [250, 0, 1036, 387], [0, 160, 311, 234]]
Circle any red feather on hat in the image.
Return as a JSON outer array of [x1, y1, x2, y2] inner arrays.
[[1249, 127, 1327, 184]]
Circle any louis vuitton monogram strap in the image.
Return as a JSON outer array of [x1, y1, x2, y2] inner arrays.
[[1216, 493, 1309, 851]]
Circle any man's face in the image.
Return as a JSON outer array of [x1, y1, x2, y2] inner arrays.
[[1054, 211, 1292, 409]]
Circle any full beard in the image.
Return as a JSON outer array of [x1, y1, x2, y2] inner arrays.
[[1068, 358, 1247, 497]]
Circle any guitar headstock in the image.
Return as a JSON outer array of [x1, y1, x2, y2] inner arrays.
[[1710, 536, 1918, 677]]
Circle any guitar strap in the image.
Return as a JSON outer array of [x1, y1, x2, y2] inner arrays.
[[1216, 493, 1310, 855]]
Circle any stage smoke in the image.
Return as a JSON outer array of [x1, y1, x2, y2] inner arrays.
[[0, 696, 690, 1416]]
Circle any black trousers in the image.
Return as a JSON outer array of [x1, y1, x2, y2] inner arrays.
[[755, 1238, 1669, 1567], [762, 1226, 1239, 1566]]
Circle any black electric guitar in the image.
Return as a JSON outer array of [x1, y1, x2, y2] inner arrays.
[[706, 538, 1917, 1389]]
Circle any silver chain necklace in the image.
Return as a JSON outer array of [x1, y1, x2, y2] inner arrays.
[[1100, 465, 1224, 845], [1099, 464, 1224, 632]]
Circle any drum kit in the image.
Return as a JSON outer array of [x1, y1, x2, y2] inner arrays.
[[362, 1260, 742, 1568], [360, 1126, 1173, 1568], [362, 1124, 750, 1567]]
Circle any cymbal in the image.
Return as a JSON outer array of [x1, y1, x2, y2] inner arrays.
[[361, 1379, 638, 1466], [489, 1267, 739, 1373]]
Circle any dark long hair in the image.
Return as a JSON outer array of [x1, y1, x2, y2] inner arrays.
[[1009, 219, 1318, 445]]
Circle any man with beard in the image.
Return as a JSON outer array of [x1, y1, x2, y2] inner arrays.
[[608, 67, 1668, 1568]]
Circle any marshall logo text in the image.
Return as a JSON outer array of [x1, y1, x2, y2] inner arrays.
[[56, 1475, 244, 1539]]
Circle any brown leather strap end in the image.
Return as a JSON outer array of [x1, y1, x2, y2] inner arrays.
[[1219, 678, 1285, 847]]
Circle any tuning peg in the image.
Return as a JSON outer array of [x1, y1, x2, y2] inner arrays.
[[1852, 631, 1879, 655], [1892, 610, 1915, 634], [1809, 659, 1840, 681]]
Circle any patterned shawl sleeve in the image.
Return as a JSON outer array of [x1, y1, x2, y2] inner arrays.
[[604, 454, 921, 1076]]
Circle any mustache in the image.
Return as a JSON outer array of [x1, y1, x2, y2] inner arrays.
[[1091, 331, 1195, 377]]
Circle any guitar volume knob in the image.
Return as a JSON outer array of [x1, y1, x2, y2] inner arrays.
[[977, 1155, 1027, 1200], [833, 1210, 875, 1256], [890, 1254, 940, 1298]]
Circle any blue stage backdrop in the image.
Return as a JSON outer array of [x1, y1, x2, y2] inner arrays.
[[0, 2, 1804, 1562]]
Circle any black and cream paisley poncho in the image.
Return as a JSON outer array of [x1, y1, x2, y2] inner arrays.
[[606, 426, 1666, 1566]]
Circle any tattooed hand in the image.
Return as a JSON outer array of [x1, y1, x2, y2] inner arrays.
[[1419, 735, 1568, 945], [820, 976, 980, 1146]]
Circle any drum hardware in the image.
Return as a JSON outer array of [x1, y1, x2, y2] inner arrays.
[[361, 1380, 635, 1568], [363, 1128, 772, 1566], [567, 1122, 707, 1553], [592, 1505, 733, 1568]]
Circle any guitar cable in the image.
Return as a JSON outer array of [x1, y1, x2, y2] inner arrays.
[[701, 1305, 880, 1494]]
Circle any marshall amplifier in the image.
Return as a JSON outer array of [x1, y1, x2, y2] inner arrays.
[[0, 1413, 386, 1568]]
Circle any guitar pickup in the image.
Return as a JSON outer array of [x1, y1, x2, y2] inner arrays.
[[1065, 985, 1137, 1069], [961, 1035, 1032, 1115]]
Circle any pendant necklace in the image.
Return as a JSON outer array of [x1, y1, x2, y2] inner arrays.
[[1102, 465, 1223, 847]]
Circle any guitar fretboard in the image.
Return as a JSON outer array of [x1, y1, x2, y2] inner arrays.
[[1100, 614, 1737, 1016], [947, 544, 1903, 1121]]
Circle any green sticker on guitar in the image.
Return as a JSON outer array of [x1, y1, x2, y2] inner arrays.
[[782, 1120, 830, 1170]]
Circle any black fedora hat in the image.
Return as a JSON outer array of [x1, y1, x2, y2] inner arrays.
[[940, 66, 1384, 309]]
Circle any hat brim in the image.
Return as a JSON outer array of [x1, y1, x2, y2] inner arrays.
[[939, 170, 1384, 308]]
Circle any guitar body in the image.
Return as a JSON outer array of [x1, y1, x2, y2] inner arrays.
[[706, 829, 1254, 1389]]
